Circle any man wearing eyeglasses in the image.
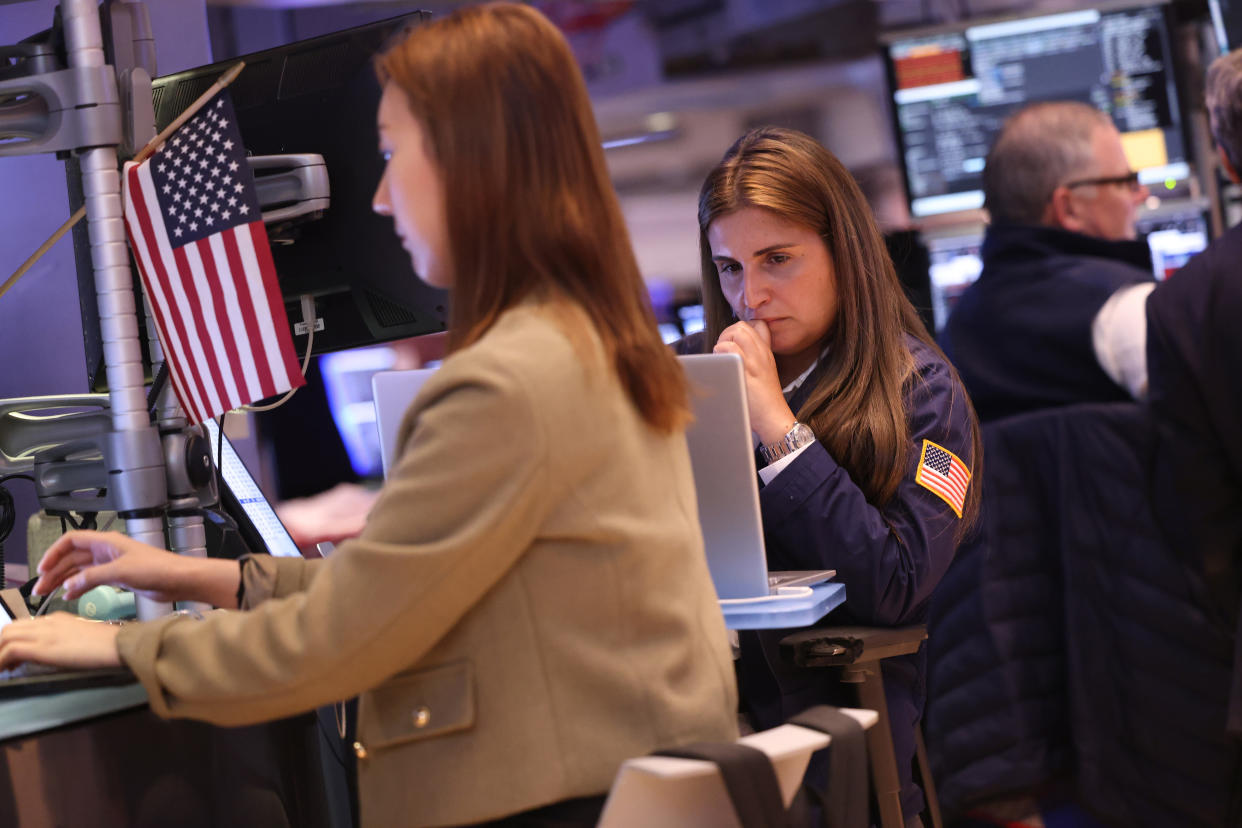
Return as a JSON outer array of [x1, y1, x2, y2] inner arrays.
[[941, 101, 1155, 423]]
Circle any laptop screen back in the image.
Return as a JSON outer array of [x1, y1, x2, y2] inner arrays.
[[679, 354, 772, 600], [372, 369, 438, 478]]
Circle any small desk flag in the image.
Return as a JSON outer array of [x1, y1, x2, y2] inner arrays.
[[122, 89, 303, 425]]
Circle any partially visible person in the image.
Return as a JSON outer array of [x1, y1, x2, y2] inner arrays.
[[1147, 48, 1242, 647], [693, 126, 982, 825], [941, 101, 1156, 422], [275, 482, 379, 549], [0, 6, 737, 826]]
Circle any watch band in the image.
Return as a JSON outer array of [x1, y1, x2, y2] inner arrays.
[[759, 422, 816, 465]]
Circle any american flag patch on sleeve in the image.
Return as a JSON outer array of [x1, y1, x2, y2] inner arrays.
[[915, 439, 971, 518]]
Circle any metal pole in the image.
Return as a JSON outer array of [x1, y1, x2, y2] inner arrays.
[[63, 0, 170, 619]]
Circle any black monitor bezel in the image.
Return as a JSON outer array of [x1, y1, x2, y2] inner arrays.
[[147, 10, 446, 360]]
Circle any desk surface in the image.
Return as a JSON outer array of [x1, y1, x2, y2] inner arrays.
[[0, 680, 146, 742], [720, 581, 845, 630]]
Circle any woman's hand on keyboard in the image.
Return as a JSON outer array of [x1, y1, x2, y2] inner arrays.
[[35, 530, 200, 603], [0, 613, 122, 671]]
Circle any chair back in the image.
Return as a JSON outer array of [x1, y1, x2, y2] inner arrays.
[[598, 708, 876, 828]]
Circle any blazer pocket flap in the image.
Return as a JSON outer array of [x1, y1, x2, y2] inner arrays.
[[364, 660, 475, 751]]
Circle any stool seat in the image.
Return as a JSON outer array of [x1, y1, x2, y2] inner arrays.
[[779, 624, 941, 828]]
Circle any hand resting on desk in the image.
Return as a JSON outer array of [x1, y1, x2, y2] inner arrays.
[[0, 613, 122, 671]]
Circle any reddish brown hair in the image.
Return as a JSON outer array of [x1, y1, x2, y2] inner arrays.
[[377, 3, 687, 431]]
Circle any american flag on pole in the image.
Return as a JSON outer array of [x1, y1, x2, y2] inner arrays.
[[915, 439, 971, 518], [121, 89, 304, 426]]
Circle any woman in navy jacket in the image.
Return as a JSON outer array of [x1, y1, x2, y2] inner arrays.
[[695, 127, 982, 824]]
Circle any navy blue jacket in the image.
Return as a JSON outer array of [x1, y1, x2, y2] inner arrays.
[[737, 333, 977, 821], [927, 403, 1241, 826], [1147, 222, 1242, 732], [940, 224, 1153, 423]]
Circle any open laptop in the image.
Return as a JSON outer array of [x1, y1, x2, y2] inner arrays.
[[679, 354, 834, 600], [372, 368, 438, 478]]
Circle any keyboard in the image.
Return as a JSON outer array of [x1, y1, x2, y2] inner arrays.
[[0, 663, 137, 699]]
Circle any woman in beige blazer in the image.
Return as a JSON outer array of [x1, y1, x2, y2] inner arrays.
[[0, 5, 738, 826]]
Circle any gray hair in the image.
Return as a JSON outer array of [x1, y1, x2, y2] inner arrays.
[[1206, 49, 1242, 174], [982, 101, 1114, 226]]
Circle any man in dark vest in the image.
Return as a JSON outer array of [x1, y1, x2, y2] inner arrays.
[[1147, 48, 1242, 733], [940, 101, 1156, 422]]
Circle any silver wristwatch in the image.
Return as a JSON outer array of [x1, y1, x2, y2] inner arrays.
[[759, 422, 816, 465]]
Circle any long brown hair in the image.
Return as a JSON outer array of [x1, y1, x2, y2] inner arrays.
[[377, 3, 687, 432], [699, 127, 981, 525]]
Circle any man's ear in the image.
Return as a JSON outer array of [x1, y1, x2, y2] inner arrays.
[[1044, 185, 1085, 233], [1218, 145, 1241, 185]]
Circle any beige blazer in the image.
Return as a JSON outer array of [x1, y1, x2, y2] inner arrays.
[[117, 300, 738, 827]]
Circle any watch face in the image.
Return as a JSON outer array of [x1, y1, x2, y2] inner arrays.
[[789, 423, 816, 447], [761, 422, 815, 464]]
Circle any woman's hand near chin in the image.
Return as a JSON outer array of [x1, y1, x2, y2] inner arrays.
[[714, 319, 797, 443]]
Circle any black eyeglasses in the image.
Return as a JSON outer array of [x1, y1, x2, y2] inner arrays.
[[1063, 171, 1142, 191]]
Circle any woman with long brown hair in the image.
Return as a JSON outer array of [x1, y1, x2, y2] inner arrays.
[[0, 6, 737, 826], [694, 126, 981, 825]]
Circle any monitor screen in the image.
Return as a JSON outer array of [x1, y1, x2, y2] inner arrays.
[[926, 231, 985, 333], [320, 345, 396, 478], [150, 12, 446, 357], [884, 2, 1189, 218], [203, 418, 302, 558], [1137, 204, 1210, 279]]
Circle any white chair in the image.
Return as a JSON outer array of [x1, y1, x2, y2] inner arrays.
[[597, 708, 878, 828]]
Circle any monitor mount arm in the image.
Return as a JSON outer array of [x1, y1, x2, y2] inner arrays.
[[0, 1, 327, 619], [1, 1, 201, 618]]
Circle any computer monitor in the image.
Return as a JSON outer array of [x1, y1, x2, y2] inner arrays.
[[202, 418, 302, 558], [883, 1, 1190, 219], [925, 230, 985, 333], [149, 11, 446, 358], [320, 345, 398, 478], [1136, 202, 1210, 279]]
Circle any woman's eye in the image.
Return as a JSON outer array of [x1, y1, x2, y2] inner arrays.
[[718, 262, 741, 276], [768, 253, 790, 265]]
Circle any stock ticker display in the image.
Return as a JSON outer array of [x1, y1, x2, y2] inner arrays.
[[885, 5, 1188, 218]]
